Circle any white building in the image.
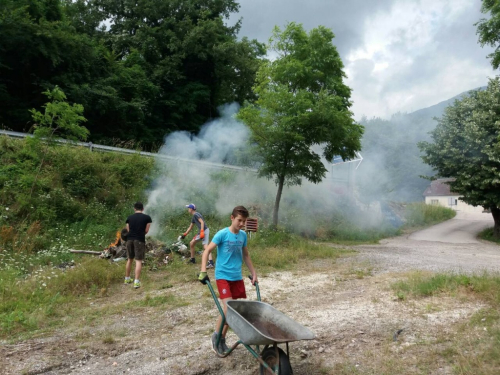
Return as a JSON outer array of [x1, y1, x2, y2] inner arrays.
[[423, 178, 484, 213]]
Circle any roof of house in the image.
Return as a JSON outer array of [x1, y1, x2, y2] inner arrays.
[[423, 178, 457, 196]]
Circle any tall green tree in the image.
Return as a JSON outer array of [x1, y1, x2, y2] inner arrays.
[[477, 0, 500, 69], [84, 0, 265, 144], [237, 23, 363, 227], [419, 78, 500, 237], [0, 0, 103, 130], [1, 0, 265, 147]]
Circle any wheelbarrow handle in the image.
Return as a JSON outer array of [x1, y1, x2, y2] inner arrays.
[[247, 275, 261, 301], [199, 273, 210, 285]]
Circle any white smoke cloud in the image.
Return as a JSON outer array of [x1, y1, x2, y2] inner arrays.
[[144, 103, 386, 238]]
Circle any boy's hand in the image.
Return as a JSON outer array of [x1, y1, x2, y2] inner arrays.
[[198, 271, 209, 284], [180, 233, 186, 239], [199, 230, 205, 239], [249, 273, 258, 285]]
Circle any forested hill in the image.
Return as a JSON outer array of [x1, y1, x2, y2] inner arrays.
[[0, 0, 265, 149], [357, 87, 485, 203]]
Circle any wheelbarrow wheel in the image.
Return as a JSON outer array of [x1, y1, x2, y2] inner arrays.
[[259, 347, 293, 375]]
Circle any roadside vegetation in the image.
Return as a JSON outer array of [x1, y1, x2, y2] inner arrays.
[[478, 227, 500, 244], [0, 137, 457, 342]]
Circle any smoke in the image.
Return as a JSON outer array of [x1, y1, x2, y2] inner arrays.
[[144, 103, 388, 238]]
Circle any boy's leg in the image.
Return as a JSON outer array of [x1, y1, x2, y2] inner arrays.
[[125, 240, 134, 278], [125, 258, 133, 278], [189, 238, 197, 259], [216, 298, 231, 338], [134, 240, 146, 288], [135, 260, 142, 280], [203, 229, 213, 261]]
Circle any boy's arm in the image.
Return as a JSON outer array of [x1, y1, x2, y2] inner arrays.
[[198, 218, 205, 238], [183, 223, 194, 236], [242, 246, 258, 284], [200, 242, 217, 272]]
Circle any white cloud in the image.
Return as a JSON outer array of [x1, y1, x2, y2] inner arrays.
[[344, 0, 494, 118]]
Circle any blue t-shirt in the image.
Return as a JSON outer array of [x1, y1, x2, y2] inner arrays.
[[213, 227, 248, 281]]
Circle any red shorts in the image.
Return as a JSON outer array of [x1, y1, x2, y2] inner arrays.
[[216, 279, 247, 300]]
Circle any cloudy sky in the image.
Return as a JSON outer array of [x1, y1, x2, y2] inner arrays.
[[230, 0, 496, 119]]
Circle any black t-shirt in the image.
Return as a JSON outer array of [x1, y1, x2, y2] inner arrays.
[[126, 213, 152, 242]]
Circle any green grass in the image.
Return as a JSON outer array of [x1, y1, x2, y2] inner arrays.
[[478, 227, 500, 244], [0, 258, 123, 336], [249, 229, 351, 272], [0, 230, 348, 340], [392, 271, 500, 303], [403, 203, 456, 227]]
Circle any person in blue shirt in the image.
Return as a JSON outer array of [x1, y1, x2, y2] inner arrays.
[[198, 205, 257, 355]]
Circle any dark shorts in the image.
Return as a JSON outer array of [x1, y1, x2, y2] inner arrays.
[[126, 240, 145, 261], [216, 279, 246, 300]]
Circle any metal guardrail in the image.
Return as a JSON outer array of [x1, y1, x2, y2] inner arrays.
[[0, 129, 258, 173], [0, 129, 356, 181]]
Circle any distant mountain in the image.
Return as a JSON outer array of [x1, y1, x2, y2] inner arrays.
[[407, 86, 486, 120], [357, 86, 486, 203]]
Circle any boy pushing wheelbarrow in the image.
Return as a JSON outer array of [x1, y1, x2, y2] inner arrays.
[[198, 205, 258, 355]]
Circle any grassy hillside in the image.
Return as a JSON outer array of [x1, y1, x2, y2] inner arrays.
[[0, 136, 154, 253]]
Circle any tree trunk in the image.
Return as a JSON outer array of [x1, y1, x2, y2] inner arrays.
[[491, 206, 500, 239], [272, 175, 285, 228]]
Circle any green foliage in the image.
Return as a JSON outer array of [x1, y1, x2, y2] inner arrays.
[[237, 22, 363, 226], [404, 202, 456, 227], [0, 0, 265, 148], [479, 227, 500, 243], [419, 78, 500, 236], [0, 137, 154, 252], [392, 271, 500, 305], [29, 86, 88, 141], [0, 257, 123, 336], [476, 0, 500, 69]]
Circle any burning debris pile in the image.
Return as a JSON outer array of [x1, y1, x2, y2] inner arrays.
[[99, 228, 128, 261], [71, 230, 191, 268]]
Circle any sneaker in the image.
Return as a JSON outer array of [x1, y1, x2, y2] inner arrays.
[[211, 332, 223, 355], [219, 337, 229, 354], [133, 280, 141, 289], [124, 278, 132, 285], [187, 258, 196, 264], [207, 261, 214, 269]]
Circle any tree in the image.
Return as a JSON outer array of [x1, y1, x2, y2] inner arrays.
[[30, 86, 88, 142], [28, 86, 88, 197], [237, 23, 363, 227], [0, 0, 265, 148], [419, 78, 500, 238], [476, 0, 500, 69], [84, 0, 265, 145]]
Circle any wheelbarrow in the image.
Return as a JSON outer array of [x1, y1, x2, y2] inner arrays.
[[199, 274, 315, 374]]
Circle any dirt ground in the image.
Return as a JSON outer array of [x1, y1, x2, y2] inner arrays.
[[2, 214, 500, 375]]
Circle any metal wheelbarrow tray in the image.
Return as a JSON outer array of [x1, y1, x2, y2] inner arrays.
[[226, 300, 315, 345]]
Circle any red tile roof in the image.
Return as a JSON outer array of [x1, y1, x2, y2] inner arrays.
[[423, 178, 457, 196]]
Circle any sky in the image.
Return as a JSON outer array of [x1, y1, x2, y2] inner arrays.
[[230, 0, 496, 119]]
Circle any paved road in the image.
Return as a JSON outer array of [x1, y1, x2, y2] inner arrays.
[[355, 211, 500, 274], [409, 211, 493, 243]]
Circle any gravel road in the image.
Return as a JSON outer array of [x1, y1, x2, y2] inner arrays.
[[356, 211, 499, 274]]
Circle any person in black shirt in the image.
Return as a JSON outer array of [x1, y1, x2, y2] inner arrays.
[[124, 202, 152, 289]]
